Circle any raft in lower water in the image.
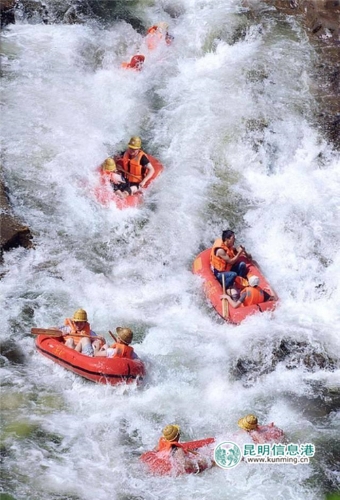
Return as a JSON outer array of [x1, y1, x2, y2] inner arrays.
[[140, 438, 215, 476], [35, 335, 145, 385], [94, 154, 164, 209], [193, 249, 278, 324]]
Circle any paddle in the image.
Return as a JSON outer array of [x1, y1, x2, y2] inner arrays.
[[221, 275, 229, 319], [109, 330, 118, 342], [116, 168, 141, 182], [31, 328, 64, 337], [115, 161, 154, 187], [31, 328, 105, 341]]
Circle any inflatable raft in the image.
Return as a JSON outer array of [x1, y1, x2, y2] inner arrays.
[[193, 249, 278, 324], [35, 335, 145, 386], [94, 154, 164, 209], [140, 438, 215, 476]]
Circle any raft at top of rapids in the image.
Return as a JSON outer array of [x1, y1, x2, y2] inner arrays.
[[120, 22, 174, 72]]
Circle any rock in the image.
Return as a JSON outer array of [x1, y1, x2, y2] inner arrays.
[[268, 0, 340, 41], [231, 338, 337, 386], [0, 180, 33, 257], [0, 339, 26, 365], [0, 0, 16, 27], [262, 0, 340, 148]]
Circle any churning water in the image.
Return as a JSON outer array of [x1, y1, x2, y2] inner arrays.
[[1, 1, 339, 499]]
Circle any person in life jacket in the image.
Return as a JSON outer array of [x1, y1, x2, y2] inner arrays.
[[221, 275, 276, 308], [210, 229, 252, 289], [237, 414, 285, 444], [145, 22, 174, 50], [93, 327, 139, 359], [120, 136, 155, 193], [59, 309, 99, 357], [101, 158, 131, 199], [156, 424, 183, 453], [121, 54, 145, 71], [155, 425, 214, 474], [225, 275, 249, 301]]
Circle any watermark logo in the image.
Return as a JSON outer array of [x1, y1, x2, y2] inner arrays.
[[214, 441, 242, 469], [214, 442, 315, 468]]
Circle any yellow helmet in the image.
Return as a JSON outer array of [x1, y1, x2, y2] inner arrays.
[[72, 309, 88, 322], [238, 414, 258, 431], [116, 327, 133, 345], [103, 158, 116, 172], [157, 22, 169, 31], [162, 424, 180, 442], [128, 136, 142, 150]]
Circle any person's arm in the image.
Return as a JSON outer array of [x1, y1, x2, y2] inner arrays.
[[221, 291, 247, 309], [216, 247, 245, 266], [263, 290, 276, 302], [239, 245, 252, 260], [269, 289, 278, 301], [58, 325, 71, 335], [140, 161, 155, 187], [94, 349, 108, 357], [93, 341, 108, 357]]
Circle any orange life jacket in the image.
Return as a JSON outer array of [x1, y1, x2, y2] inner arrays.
[[64, 318, 91, 346], [122, 150, 148, 183], [242, 286, 264, 306], [147, 25, 158, 35], [210, 238, 237, 272], [109, 342, 134, 359], [157, 437, 183, 453], [234, 276, 249, 289]]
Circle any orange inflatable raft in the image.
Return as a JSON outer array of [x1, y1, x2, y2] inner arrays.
[[94, 154, 164, 209], [121, 54, 145, 71], [193, 249, 278, 324], [140, 438, 215, 476], [35, 335, 145, 386]]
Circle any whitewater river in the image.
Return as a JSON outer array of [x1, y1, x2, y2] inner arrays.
[[1, 1, 340, 499]]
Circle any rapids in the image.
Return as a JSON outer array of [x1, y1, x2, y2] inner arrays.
[[1, 1, 339, 499]]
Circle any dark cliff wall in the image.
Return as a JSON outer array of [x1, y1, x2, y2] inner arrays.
[[263, 0, 340, 147]]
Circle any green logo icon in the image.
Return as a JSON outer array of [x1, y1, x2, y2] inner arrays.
[[214, 441, 242, 469]]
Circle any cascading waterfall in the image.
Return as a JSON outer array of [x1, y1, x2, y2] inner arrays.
[[1, 1, 339, 499]]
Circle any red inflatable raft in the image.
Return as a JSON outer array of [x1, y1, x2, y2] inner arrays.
[[35, 335, 145, 386], [94, 154, 164, 209], [140, 438, 215, 476], [193, 249, 278, 324]]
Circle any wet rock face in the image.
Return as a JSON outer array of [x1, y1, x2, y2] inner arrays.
[[0, 181, 33, 257], [269, 0, 340, 41], [231, 338, 337, 385], [264, 0, 340, 148]]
